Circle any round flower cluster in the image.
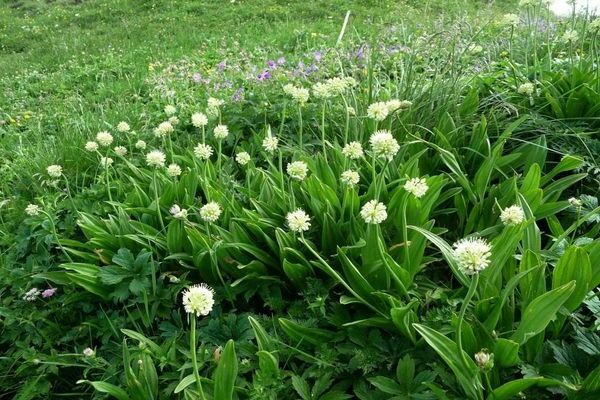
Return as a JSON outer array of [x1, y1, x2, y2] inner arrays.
[[213, 124, 229, 140], [169, 116, 180, 126], [370, 130, 400, 161], [561, 29, 579, 43], [85, 141, 99, 152], [146, 150, 166, 168], [283, 84, 310, 104], [367, 102, 389, 121], [386, 99, 412, 113], [590, 19, 600, 32], [154, 121, 174, 138], [518, 82, 535, 96], [569, 197, 582, 207], [360, 200, 388, 224], [312, 82, 334, 99], [135, 140, 147, 150], [23, 288, 41, 301], [287, 161, 309, 181], [100, 157, 114, 167], [207, 97, 224, 109], [114, 146, 127, 156], [342, 141, 364, 159], [501, 13, 520, 27], [47, 165, 63, 178], [500, 205, 525, 226], [453, 237, 492, 275], [182, 283, 215, 317], [262, 135, 279, 153], [235, 151, 251, 165], [25, 204, 41, 216], [191, 112, 208, 128], [83, 348, 95, 357], [164, 105, 177, 116], [404, 177, 429, 198], [340, 170, 360, 187], [170, 204, 188, 219], [474, 350, 493, 371], [167, 163, 182, 177], [286, 209, 311, 233], [200, 201, 222, 222], [116, 121, 130, 132], [96, 131, 114, 146], [194, 143, 213, 160]]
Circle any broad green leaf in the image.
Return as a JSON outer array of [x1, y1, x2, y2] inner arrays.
[[486, 377, 569, 400], [213, 339, 238, 400], [77, 380, 130, 400], [552, 246, 592, 312]]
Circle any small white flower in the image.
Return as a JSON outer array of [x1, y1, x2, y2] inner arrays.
[[25, 204, 41, 216], [135, 140, 147, 150], [200, 201, 222, 222], [191, 112, 208, 127], [146, 150, 166, 168], [340, 170, 360, 187], [568, 197, 582, 207], [96, 131, 114, 147], [500, 205, 525, 226], [453, 237, 492, 275], [194, 143, 213, 160], [344, 76, 357, 87], [213, 124, 229, 140], [404, 177, 429, 198], [169, 116, 180, 125], [474, 350, 493, 370], [367, 102, 389, 121], [47, 165, 63, 178], [116, 121, 130, 132], [154, 121, 174, 138], [114, 146, 127, 156], [206, 106, 219, 119], [312, 82, 334, 99], [287, 161, 309, 181], [164, 105, 177, 116], [100, 157, 114, 167], [82, 347, 95, 357], [262, 136, 279, 153], [342, 141, 364, 159], [182, 283, 215, 317], [170, 204, 188, 219], [85, 141, 99, 152], [501, 13, 520, 27], [370, 130, 400, 161], [360, 200, 387, 224], [326, 77, 349, 94], [235, 151, 251, 165], [347, 106, 356, 116], [518, 82, 535, 96], [207, 97, 224, 108], [286, 209, 311, 233], [284, 84, 310, 104], [23, 288, 41, 301], [561, 29, 579, 43], [590, 18, 600, 32], [167, 163, 182, 177]]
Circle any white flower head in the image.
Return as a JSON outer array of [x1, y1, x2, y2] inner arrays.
[[85, 141, 99, 152], [286, 209, 311, 233], [404, 177, 429, 198], [116, 121, 130, 132], [262, 135, 279, 153], [194, 143, 213, 160], [164, 105, 177, 116], [284, 84, 310, 104], [326, 77, 349, 94], [100, 157, 114, 168], [287, 161, 309, 181], [25, 204, 41, 216], [367, 101, 390, 121], [154, 121, 174, 138], [501, 13, 520, 27], [590, 18, 600, 32], [168, 116, 180, 126], [96, 131, 114, 147], [182, 283, 215, 317], [200, 201, 222, 222], [235, 151, 251, 165], [347, 106, 356, 116], [114, 146, 127, 157], [360, 200, 387, 224], [518, 82, 535, 96], [146, 150, 166, 168], [342, 141, 364, 159], [23, 288, 41, 301], [207, 97, 224, 109], [453, 237, 492, 275], [341, 170, 360, 187], [213, 124, 229, 140], [135, 140, 147, 150], [568, 197, 582, 207], [83, 347, 95, 357], [167, 163, 182, 177], [191, 112, 208, 128], [500, 205, 525, 226], [370, 130, 400, 161], [47, 165, 63, 178], [474, 350, 493, 371], [312, 82, 334, 99], [561, 29, 579, 43], [170, 204, 188, 219]]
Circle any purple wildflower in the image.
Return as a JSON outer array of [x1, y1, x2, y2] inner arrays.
[[277, 57, 286, 65], [192, 73, 202, 83], [267, 60, 276, 69], [232, 87, 245, 102], [257, 70, 272, 81], [42, 288, 57, 298], [217, 60, 227, 71], [314, 51, 322, 61]]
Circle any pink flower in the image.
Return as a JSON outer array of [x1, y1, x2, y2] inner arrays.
[[42, 288, 57, 298]]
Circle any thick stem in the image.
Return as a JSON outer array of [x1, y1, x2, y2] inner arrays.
[[457, 274, 479, 369], [190, 317, 206, 400]]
